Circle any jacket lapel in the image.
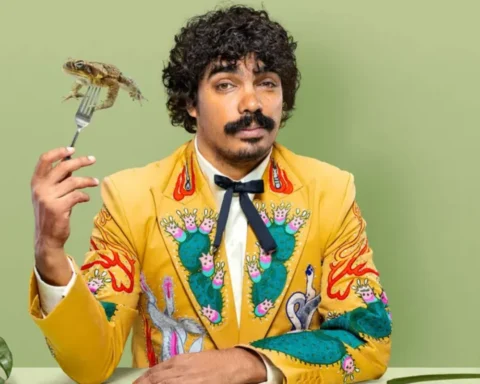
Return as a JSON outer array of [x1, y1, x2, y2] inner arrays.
[[151, 141, 239, 349], [239, 143, 313, 343]]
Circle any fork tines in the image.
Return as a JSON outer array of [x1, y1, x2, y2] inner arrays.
[[66, 85, 101, 151], [76, 85, 101, 120]]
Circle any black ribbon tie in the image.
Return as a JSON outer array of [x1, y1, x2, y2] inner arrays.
[[212, 174, 277, 254]]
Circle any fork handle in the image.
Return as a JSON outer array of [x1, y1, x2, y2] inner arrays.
[[63, 129, 82, 160], [70, 129, 81, 147]]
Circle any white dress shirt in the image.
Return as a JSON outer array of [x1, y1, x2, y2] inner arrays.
[[34, 136, 283, 383]]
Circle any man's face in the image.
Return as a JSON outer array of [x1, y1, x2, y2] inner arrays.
[[188, 53, 283, 165]]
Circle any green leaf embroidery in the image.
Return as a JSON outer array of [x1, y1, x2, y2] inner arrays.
[[0, 337, 13, 384]]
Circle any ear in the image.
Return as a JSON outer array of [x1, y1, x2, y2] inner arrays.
[[187, 101, 198, 118]]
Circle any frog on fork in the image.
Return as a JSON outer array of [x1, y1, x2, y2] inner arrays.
[[62, 58, 147, 111]]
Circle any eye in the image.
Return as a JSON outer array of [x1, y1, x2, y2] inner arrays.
[[260, 80, 277, 88], [215, 82, 235, 91], [75, 61, 84, 69]]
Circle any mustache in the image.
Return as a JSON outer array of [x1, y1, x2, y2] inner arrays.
[[224, 110, 275, 135]]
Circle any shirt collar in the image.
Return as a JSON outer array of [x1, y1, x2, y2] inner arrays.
[[194, 135, 271, 206]]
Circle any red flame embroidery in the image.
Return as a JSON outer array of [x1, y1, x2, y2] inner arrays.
[[81, 239, 135, 294], [269, 160, 293, 194], [173, 155, 196, 201], [326, 202, 379, 300], [143, 312, 158, 367]]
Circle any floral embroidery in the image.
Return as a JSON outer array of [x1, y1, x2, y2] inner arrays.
[[160, 209, 226, 325], [326, 311, 342, 320], [352, 278, 392, 323], [248, 202, 310, 318], [81, 205, 136, 294], [212, 262, 225, 290], [87, 268, 112, 295], [352, 278, 378, 304], [81, 239, 135, 294], [321, 278, 392, 340], [340, 354, 360, 383]]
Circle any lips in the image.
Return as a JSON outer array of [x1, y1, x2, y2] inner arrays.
[[236, 125, 267, 139], [240, 125, 264, 131]]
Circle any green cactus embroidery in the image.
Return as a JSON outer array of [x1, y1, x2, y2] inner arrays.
[[322, 302, 391, 339], [321, 329, 366, 349], [161, 209, 225, 325], [100, 301, 118, 321], [251, 298, 391, 366], [247, 202, 310, 318], [322, 280, 393, 340], [253, 330, 364, 381], [251, 330, 348, 364]]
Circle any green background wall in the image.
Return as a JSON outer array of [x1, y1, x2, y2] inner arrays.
[[1, 0, 479, 368]]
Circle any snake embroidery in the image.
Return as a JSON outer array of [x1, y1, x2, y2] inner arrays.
[[286, 264, 321, 331]]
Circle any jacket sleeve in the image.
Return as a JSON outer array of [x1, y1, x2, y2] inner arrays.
[[28, 176, 142, 384], [238, 173, 392, 383], [33, 256, 77, 316]]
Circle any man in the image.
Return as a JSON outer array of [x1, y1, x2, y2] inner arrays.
[[29, 5, 392, 384]]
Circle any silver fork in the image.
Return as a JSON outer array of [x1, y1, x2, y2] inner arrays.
[[65, 85, 101, 160]]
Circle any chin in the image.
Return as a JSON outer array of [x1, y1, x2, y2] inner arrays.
[[228, 139, 272, 162], [239, 137, 263, 145], [234, 135, 268, 149]]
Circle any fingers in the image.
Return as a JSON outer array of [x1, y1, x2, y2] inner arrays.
[[133, 365, 173, 384], [59, 190, 91, 211], [33, 147, 75, 180], [132, 369, 151, 384], [47, 155, 97, 184], [55, 176, 99, 198]]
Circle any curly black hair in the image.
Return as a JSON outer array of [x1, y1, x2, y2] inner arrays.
[[161, 4, 301, 133]]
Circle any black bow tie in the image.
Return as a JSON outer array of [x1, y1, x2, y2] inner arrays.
[[212, 175, 277, 254]]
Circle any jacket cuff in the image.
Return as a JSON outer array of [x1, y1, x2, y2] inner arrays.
[[258, 351, 284, 384], [235, 346, 284, 384], [33, 256, 77, 316]]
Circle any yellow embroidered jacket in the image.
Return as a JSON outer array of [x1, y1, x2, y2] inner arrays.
[[29, 140, 392, 384]]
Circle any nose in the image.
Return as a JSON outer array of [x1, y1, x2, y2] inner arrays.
[[238, 85, 262, 114]]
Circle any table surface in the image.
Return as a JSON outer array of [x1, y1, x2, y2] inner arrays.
[[5, 368, 480, 384]]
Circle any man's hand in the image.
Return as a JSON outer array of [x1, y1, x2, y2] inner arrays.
[[30, 146, 99, 285], [133, 347, 267, 384]]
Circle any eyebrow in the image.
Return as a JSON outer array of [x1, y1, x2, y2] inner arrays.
[[206, 62, 273, 80]]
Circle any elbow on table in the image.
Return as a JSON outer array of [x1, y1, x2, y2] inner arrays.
[[371, 358, 389, 381], [368, 343, 392, 381], [57, 352, 119, 384], [63, 364, 117, 384]]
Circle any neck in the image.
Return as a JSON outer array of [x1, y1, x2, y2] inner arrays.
[[195, 135, 269, 180]]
